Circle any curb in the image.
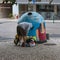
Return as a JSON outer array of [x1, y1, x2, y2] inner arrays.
[[0, 18, 60, 23]]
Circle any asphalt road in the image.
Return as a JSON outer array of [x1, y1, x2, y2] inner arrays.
[[0, 19, 60, 60], [0, 19, 60, 41], [46, 22, 60, 37], [0, 20, 17, 41]]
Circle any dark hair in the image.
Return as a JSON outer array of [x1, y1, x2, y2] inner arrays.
[[17, 25, 26, 36], [28, 12, 32, 15]]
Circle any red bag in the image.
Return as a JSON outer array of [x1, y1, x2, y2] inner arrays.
[[38, 29, 46, 41], [38, 23, 46, 42]]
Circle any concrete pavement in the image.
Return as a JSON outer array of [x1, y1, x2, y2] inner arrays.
[[0, 37, 60, 60], [0, 18, 60, 60], [0, 18, 60, 22]]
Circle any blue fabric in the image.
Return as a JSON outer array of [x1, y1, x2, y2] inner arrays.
[[17, 12, 45, 36], [18, 12, 45, 24], [27, 21, 40, 36]]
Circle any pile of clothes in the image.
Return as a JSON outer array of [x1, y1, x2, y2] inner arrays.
[[14, 35, 36, 47]]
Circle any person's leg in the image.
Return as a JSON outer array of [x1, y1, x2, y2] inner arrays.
[[14, 34, 19, 45], [23, 36, 27, 43], [19, 36, 24, 46], [21, 36, 27, 47]]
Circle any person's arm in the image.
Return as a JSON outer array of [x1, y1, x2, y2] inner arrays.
[[41, 23, 45, 33], [36, 29, 39, 41]]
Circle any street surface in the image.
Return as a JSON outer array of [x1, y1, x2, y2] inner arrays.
[[0, 19, 60, 60], [46, 22, 60, 38], [0, 19, 17, 41], [0, 19, 60, 41]]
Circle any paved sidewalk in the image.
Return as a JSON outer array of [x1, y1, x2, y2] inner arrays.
[[0, 18, 60, 23], [0, 18, 17, 22], [0, 37, 60, 60], [0, 18, 60, 60]]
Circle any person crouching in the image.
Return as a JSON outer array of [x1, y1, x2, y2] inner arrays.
[[14, 22, 33, 47]]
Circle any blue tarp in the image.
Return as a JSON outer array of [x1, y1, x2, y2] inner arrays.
[[18, 12, 44, 24], [18, 12, 45, 36]]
